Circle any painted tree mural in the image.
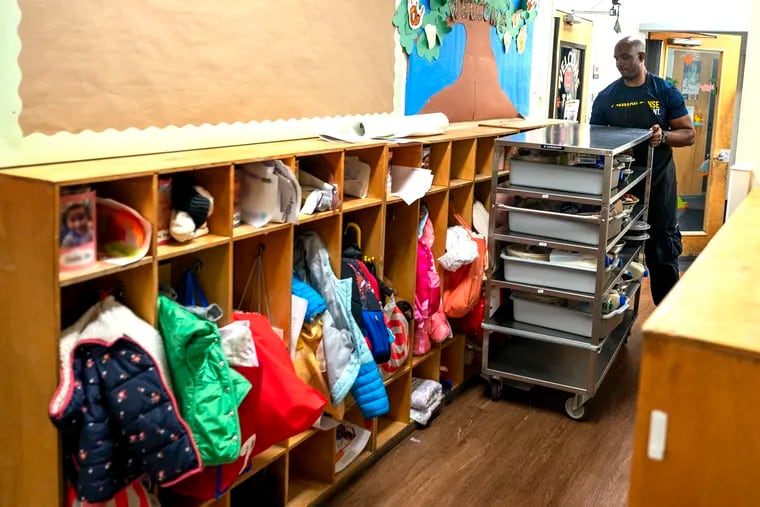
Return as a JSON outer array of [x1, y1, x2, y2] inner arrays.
[[394, 0, 539, 121]]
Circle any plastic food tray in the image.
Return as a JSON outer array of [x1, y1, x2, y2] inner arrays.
[[500, 251, 598, 293], [510, 295, 625, 338], [507, 207, 624, 245], [509, 159, 620, 195]]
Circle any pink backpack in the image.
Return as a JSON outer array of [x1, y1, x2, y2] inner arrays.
[[414, 212, 452, 355]]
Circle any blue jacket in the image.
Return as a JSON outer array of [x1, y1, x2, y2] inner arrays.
[[294, 231, 389, 418], [50, 298, 202, 502]]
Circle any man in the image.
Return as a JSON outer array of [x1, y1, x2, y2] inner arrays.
[[591, 36, 695, 305]]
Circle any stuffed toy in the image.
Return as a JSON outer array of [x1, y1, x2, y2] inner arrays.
[[170, 174, 214, 242]]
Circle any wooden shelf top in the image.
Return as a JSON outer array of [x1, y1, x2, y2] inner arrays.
[[233, 222, 290, 241], [59, 256, 153, 287], [286, 428, 318, 449], [474, 173, 493, 183], [287, 477, 332, 507], [644, 188, 760, 357], [449, 178, 472, 189], [297, 209, 340, 225], [425, 185, 448, 196], [412, 349, 438, 368], [0, 138, 369, 185], [156, 234, 229, 260], [376, 419, 410, 449], [342, 196, 383, 213], [383, 365, 411, 387]]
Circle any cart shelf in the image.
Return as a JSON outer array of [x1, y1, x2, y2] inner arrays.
[[496, 165, 651, 206]]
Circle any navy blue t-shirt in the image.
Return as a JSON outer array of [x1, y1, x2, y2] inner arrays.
[[590, 73, 689, 228], [590, 73, 688, 129]]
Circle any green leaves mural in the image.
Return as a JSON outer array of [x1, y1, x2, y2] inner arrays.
[[393, 0, 539, 62]]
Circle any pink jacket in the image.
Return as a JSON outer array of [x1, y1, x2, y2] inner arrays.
[[414, 216, 452, 355]]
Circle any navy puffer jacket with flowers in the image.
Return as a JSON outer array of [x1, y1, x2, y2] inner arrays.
[[50, 298, 202, 503]]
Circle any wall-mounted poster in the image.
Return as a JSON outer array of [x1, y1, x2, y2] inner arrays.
[[550, 41, 585, 121], [394, 0, 541, 121]]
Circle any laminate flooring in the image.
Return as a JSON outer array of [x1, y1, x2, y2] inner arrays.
[[327, 280, 655, 507]]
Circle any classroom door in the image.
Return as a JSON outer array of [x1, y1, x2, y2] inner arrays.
[[648, 32, 742, 256]]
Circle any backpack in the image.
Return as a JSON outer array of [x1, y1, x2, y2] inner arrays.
[[379, 295, 410, 378], [442, 213, 486, 318], [342, 259, 393, 364], [341, 223, 393, 364]]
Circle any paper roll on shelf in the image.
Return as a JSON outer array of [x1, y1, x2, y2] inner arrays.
[[358, 113, 449, 139]]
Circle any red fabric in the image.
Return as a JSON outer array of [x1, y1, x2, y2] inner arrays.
[[357, 261, 381, 300], [170, 312, 326, 500], [65, 480, 151, 507]]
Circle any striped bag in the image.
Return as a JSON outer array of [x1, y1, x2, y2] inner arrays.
[[66, 480, 160, 507]]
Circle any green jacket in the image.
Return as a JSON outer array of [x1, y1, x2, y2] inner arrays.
[[157, 295, 251, 465]]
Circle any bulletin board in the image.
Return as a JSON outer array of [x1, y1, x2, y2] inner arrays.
[[16, 0, 396, 135]]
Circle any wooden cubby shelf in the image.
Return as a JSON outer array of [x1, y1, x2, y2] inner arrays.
[[156, 233, 230, 260], [59, 256, 154, 287], [0, 122, 522, 507], [232, 222, 291, 241]]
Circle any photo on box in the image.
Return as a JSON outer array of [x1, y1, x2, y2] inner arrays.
[[59, 187, 97, 271]]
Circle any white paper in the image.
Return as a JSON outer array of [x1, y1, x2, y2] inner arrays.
[[344, 156, 370, 198], [335, 420, 372, 473], [319, 113, 449, 143], [290, 295, 308, 361], [390, 165, 433, 205]]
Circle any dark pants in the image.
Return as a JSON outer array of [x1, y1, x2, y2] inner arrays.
[[644, 226, 682, 305]]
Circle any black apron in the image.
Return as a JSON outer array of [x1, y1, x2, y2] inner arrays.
[[604, 75, 677, 229]]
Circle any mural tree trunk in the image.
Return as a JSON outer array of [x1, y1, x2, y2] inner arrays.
[[420, 18, 519, 121]]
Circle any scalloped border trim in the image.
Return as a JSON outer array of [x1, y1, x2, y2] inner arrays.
[[0, 1, 409, 169]]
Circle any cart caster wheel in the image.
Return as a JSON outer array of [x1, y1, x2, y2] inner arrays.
[[489, 379, 503, 401], [565, 398, 586, 420]]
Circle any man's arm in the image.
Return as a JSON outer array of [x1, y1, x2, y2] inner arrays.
[[662, 83, 695, 147], [665, 115, 696, 147]]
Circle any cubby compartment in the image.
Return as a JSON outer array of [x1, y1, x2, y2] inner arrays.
[[228, 447, 288, 507], [287, 428, 335, 506], [440, 334, 466, 390], [422, 191, 449, 279], [158, 243, 232, 326], [233, 226, 293, 337], [474, 179, 492, 211], [297, 152, 343, 223], [233, 156, 296, 240], [450, 138, 476, 186], [384, 201, 420, 303], [334, 404, 374, 482], [342, 145, 387, 212], [156, 165, 233, 259], [449, 185, 474, 227], [412, 346, 441, 381], [58, 175, 156, 286], [60, 260, 157, 328], [342, 205, 385, 277], [423, 142, 451, 189], [296, 213, 343, 276], [375, 370, 412, 450], [475, 136, 498, 182]]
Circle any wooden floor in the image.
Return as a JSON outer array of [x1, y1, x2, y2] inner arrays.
[[328, 281, 655, 507]]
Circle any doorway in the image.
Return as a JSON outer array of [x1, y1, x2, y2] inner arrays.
[[647, 32, 743, 256]]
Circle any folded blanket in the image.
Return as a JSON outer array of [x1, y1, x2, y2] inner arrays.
[[411, 391, 444, 425], [411, 377, 443, 411]]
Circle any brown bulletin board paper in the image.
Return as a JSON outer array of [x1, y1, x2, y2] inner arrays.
[[18, 1, 396, 135]]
